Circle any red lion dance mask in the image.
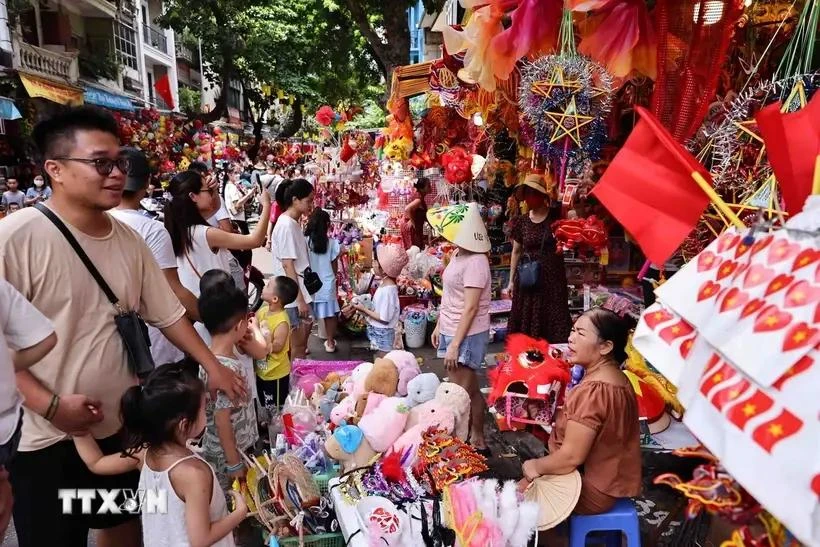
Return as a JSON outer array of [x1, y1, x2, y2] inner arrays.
[[488, 334, 570, 431]]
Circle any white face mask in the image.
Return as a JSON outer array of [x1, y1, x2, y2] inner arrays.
[[34, 179, 44, 187]]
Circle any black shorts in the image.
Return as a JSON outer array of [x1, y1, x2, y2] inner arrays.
[[256, 375, 290, 409], [0, 413, 22, 468], [9, 431, 139, 547]]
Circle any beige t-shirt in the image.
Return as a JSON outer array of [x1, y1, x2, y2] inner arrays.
[[0, 207, 186, 451]]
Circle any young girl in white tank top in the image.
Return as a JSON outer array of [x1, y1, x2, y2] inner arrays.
[[72, 362, 247, 546]]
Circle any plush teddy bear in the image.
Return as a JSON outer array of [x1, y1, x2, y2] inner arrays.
[[324, 423, 377, 472], [352, 358, 400, 423], [392, 401, 455, 461], [358, 397, 410, 452], [318, 382, 342, 421], [351, 294, 374, 311], [400, 373, 440, 411], [331, 363, 373, 426], [383, 350, 421, 397], [341, 362, 373, 394], [434, 382, 471, 441]]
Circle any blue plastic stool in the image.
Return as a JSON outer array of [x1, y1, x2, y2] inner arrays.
[[569, 498, 641, 547]]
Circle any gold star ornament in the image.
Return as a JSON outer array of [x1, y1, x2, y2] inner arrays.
[[546, 96, 594, 146]]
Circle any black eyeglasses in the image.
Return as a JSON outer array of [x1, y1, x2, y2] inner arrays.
[[52, 157, 131, 176]]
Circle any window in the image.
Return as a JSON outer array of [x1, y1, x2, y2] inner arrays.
[[115, 22, 138, 70]]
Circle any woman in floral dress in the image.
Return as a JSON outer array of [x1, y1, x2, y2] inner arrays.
[[507, 173, 572, 342]]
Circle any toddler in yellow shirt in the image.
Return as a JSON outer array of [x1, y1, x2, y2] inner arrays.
[[255, 276, 299, 409]]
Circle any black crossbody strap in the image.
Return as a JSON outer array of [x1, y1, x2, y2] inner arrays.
[[35, 204, 122, 310]]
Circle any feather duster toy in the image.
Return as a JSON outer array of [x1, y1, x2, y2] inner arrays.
[[509, 500, 540, 547], [498, 480, 520, 542]]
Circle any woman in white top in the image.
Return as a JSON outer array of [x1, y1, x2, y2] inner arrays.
[[270, 179, 314, 359], [223, 170, 256, 232], [164, 170, 271, 298]]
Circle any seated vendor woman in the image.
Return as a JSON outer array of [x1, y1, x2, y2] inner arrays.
[[520, 307, 641, 515]]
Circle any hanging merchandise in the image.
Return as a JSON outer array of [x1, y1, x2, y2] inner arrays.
[[651, 0, 745, 142], [518, 11, 614, 180], [487, 334, 571, 432], [569, 0, 657, 82], [632, 201, 820, 546], [487, 0, 564, 82]]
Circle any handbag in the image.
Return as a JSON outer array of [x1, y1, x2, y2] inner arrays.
[[35, 204, 156, 378], [516, 224, 549, 290], [301, 267, 323, 295]]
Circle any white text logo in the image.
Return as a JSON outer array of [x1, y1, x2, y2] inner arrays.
[[57, 488, 167, 515]]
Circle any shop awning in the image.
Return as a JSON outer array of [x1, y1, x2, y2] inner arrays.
[[83, 86, 135, 111], [19, 73, 83, 106], [0, 98, 21, 120]]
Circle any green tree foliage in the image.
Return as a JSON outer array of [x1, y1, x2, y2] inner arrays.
[[158, 0, 382, 130], [327, 0, 444, 95], [346, 99, 386, 129]]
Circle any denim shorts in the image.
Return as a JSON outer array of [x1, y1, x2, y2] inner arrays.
[[367, 325, 395, 352], [286, 307, 312, 327], [437, 331, 490, 370]]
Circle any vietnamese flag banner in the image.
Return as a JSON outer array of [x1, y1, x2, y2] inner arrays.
[[154, 73, 175, 110], [591, 106, 711, 265], [755, 91, 820, 216]]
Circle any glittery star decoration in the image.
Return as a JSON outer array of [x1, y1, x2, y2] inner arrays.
[[546, 96, 594, 146], [530, 66, 582, 99]]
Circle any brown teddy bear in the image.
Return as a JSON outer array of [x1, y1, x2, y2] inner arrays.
[[351, 357, 399, 424]]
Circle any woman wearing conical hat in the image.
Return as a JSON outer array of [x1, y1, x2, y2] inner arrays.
[[427, 202, 493, 454]]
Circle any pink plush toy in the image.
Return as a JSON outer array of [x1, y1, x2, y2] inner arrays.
[[358, 397, 410, 452], [331, 362, 373, 426], [383, 350, 421, 397], [434, 382, 471, 441], [392, 401, 455, 461]]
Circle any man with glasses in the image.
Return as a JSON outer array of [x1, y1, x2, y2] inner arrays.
[[0, 106, 247, 547]]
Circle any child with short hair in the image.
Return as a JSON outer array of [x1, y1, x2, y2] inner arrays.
[[255, 276, 299, 409], [198, 280, 259, 491], [348, 243, 407, 357], [73, 362, 247, 547]]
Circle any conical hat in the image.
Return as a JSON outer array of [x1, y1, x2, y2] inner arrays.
[[524, 470, 582, 530], [426, 203, 491, 253]]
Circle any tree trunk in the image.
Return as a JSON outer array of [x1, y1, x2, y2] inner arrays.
[[341, 0, 410, 98], [194, 52, 232, 124], [278, 96, 303, 139]]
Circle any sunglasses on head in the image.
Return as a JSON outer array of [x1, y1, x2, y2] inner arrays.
[[53, 156, 131, 176]]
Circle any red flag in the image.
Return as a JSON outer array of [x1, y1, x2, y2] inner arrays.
[[699, 361, 738, 398], [709, 378, 751, 412], [724, 388, 774, 430], [772, 354, 813, 391], [751, 409, 803, 453], [590, 106, 711, 265], [755, 91, 820, 216], [154, 73, 175, 110], [658, 319, 695, 344]]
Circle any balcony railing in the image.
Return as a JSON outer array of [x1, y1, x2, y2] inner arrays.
[[142, 24, 168, 54], [175, 43, 193, 63], [149, 92, 172, 111], [12, 34, 79, 83]]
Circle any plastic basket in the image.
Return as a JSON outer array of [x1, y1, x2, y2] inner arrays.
[[290, 359, 362, 389], [404, 316, 427, 348], [312, 468, 339, 494], [278, 533, 345, 547]]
